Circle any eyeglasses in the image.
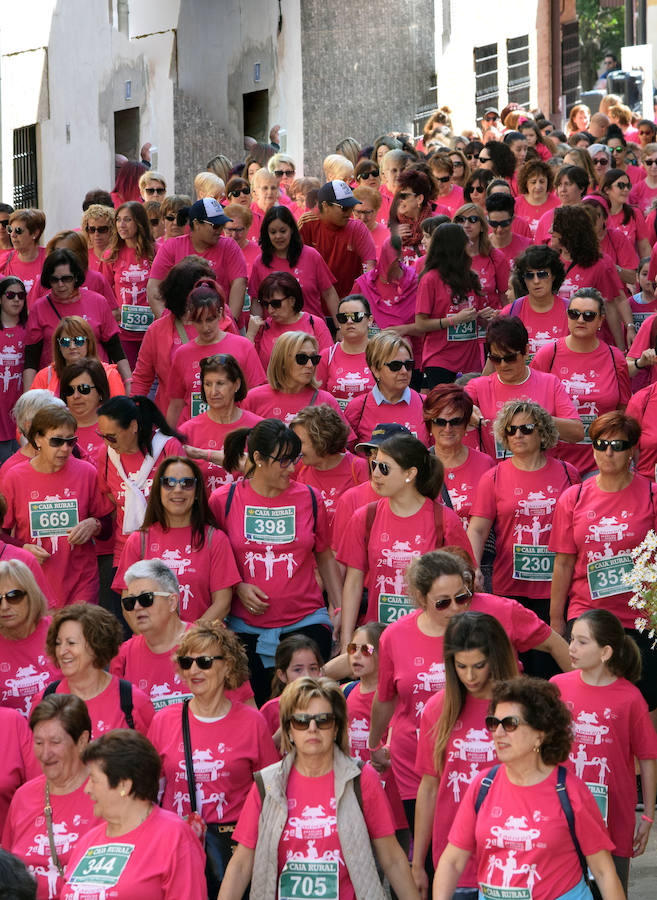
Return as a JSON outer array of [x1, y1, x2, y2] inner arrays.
[[489, 352, 519, 364], [485, 715, 526, 733], [7, 226, 26, 235], [451, 160, 465, 168], [289, 713, 336, 730], [177, 654, 225, 670], [435, 175, 451, 183], [336, 311, 366, 324], [47, 435, 78, 448], [432, 416, 466, 428], [466, 154, 480, 161], [160, 475, 197, 491], [639, 130, 654, 136], [371, 459, 393, 476], [454, 215, 481, 225], [266, 453, 302, 469], [58, 335, 87, 348], [260, 297, 285, 310], [122, 590, 172, 611], [592, 438, 631, 452], [593, 158, 609, 167], [144, 186, 166, 195], [470, 185, 485, 193], [64, 383, 94, 397], [164, 214, 177, 222], [478, 156, 491, 163], [95, 430, 118, 444], [505, 423, 537, 436], [0, 220, 9, 229], [295, 352, 321, 366], [434, 589, 472, 611], [524, 270, 551, 281], [86, 225, 110, 234], [398, 192, 417, 200], [567, 308, 598, 322], [357, 169, 379, 179], [384, 359, 414, 372], [274, 169, 295, 178], [201, 220, 223, 230], [645, 160, 657, 166], [224, 225, 246, 235], [487, 217, 513, 229], [346, 642, 376, 656], [613, 181, 631, 191], [50, 275, 75, 284], [0, 589, 27, 604], [149, 218, 160, 227], [3, 290, 26, 300]]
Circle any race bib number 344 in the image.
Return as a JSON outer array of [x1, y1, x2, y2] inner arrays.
[[244, 505, 296, 543], [69, 843, 134, 887]]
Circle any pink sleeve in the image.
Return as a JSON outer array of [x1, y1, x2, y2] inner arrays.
[[334, 505, 368, 571], [112, 531, 142, 591], [547, 489, 578, 554], [243, 344, 267, 388], [442, 507, 475, 559], [352, 220, 377, 262], [131, 328, 158, 396], [650, 242, 657, 282], [133, 687, 156, 734], [209, 529, 241, 591], [311, 316, 334, 352], [312, 250, 337, 290], [446, 775, 478, 852], [505, 598, 551, 651], [150, 242, 176, 281], [224, 239, 248, 281], [416, 271, 445, 317], [469, 468, 497, 521], [552, 379, 580, 419], [614, 231, 639, 269], [415, 696, 441, 775], [627, 313, 654, 360], [360, 762, 395, 838], [634, 208, 649, 244], [376, 628, 397, 703], [233, 781, 262, 848], [168, 351, 186, 400], [493, 250, 510, 296], [109, 644, 127, 679], [311, 486, 331, 553], [529, 341, 557, 373], [253, 712, 282, 767], [612, 347, 632, 405], [247, 260, 265, 300], [89, 472, 115, 519]]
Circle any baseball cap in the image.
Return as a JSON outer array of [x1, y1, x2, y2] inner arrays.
[[318, 180, 360, 208], [189, 197, 231, 226], [355, 423, 412, 455], [483, 108, 499, 118]]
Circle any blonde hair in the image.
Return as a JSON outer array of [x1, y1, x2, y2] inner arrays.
[[323, 154, 354, 182], [493, 400, 559, 452], [252, 168, 278, 189], [194, 172, 224, 200], [453, 202, 491, 256], [352, 186, 382, 212], [267, 331, 320, 392], [81, 204, 116, 247], [365, 331, 413, 374], [139, 171, 167, 192], [176, 621, 249, 690], [268, 153, 296, 174], [0, 560, 48, 637]]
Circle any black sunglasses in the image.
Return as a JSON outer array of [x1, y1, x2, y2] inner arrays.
[[144, 186, 166, 195], [524, 270, 551, 281], [434, 589, 472, 611], [488, 217, 513, 229], [466, 154, 480, 161], [177, 655, 225, 670], [454, 215, 481, 224], [613, 181, 631, 191], [274, 169, 295, 178], [289, 713, 336, 730], [122, 590, 171, 611], [358, 169, 380, 179], [592, 438, 631, 452], [64, 384, 94, 397], [432, 416, 466, 428], [505, 423, 536, 436], [567, 308, 598, 322], [228, 187, 251, 197], [489, 352, 519, 364], [47, 436, 78, 448], [261, 298, 284, 309], [485, 715, 526, 733], [435, 175, 451, 183], [149, 218, 160, 227], [336, 311, 366, 324], [0, 220, 9, 229], [50, 275, 75, 284], [384, 359, 414, 372], [371, 460, 393, 475], [295, 353, 321, 366], [0, 589, 27, 605], [86, 225, 110, 234], [164, 214, 177, 222], [4, 290, 26, 300]]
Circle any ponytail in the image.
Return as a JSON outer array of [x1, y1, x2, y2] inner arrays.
[[577, 609, 642, 683], [223, 427, 251, 475], [378, 434, 444, 500], [97, 395, 183, 456]]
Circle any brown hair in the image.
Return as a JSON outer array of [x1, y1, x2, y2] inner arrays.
[[177, 621, 249, 690], [142, 456, 218, 550], [30, 693, 92, 742], [51, 316, 99, 379], [279, 676, 349, 754], [28, 407, 77, 449], [492, 677, 573, 765], [588, 410, 640, 447], [576, 610, 641, 682], [82, 730, 161, 801], [291, 404, 349, 456], [46, 604, 122, 670]]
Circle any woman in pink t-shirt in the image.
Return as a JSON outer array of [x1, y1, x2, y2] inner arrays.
[[600, 167, 651, 259], [503, 245, 569, 358], [352, 184, 391, 258], [316, 294, 375, 412], [1, 208, 46, 306], [0, 276, 26, 460], [454, 203, 509, 310], [81, 203, 116, 273], [59, 360, 111, 462], [259, 633, 323, 741], [514, 159, 560, 237], [629, 143, 657, 215], [412, 612, 518, 896], [552, 610, 657, 892]]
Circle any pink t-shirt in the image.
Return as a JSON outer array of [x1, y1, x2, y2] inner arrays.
[[248, 246, 337, 318], [600, 227, 640, 275], [514, 194, 560, 236], [241, 384, 349, 429], [107, 245, 153, 343], [533, 207, 556, 245], [370, 222, 391, 258], [112, 522, 240, 621], [239, 239, 260, 277], [336, 497, 473, 625], [471, 457, 580, 599], [647, 237, 657, 283], [169, 335, 266, 424], [444, 448, 496, 530], [0, 618, 59, 718], [61, 805, 206, 900], [2, 457, 114, 608], [254, 311, 333, 369], [331, 480, 377, 550], [3, 776, 99, 900], [626, 383, 657, 478], [150, 234, 247, 303], [436, 184, 464, 216], [316, 344, 375, 413], [501, 295, 569, 358], [147, 701, 278, 824], [37, 674, 154, 737], [0, 324, 25, 441], [629, 291, 657, 333], [557, 254, 624, 307], [0, 708, 38, 834], [259, 695, 281, 736], [344, 388, 426, 446], [625, 312, 657, 386], [492, 232, 531, 269], [551, 669, 657, 856], [130, 314, 198, 413], [608, 206, 649, 252], [416, 691, 496, 876], [448, 764, 613, 900], [471, 250, 510, 310], [178, 409, 263, 493], [0, 540, 51, 604], [233, 764, 394, 900], [1, 247, 46, 307], [209, 479, 331, 628], [296, 452, 369, 537], [416, 269, 483, 372], [30, 362, 125, 402], [548, 474, 657, 625], [531, 338, 631, 474]]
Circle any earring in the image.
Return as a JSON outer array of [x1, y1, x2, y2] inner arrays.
[[120, 789, 126, 797], [405, 477, 411, 483], [534, 745, 541, 754], [258, 463, 262, 467]]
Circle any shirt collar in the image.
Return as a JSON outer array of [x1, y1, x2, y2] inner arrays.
[[372, 384, 411, 405]]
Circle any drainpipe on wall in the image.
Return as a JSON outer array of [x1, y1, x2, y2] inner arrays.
[[625, 0, 634, 46], [550, 0, 562, 127]]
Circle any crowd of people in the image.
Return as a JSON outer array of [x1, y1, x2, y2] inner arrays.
[[2, 94, 657, 900]]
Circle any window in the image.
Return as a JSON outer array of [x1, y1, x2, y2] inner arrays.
[[507, 35, 530, 107], [243, 90, 269, 143], [474, 44, 499, 119], [562, 22, 581, 114], [114, 108, 140, 161], [13, 126, 38, 208]]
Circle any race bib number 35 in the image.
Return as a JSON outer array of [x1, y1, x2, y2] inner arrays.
[[512, 545, 555, 582], [29, 499, 79, 538], [121, 304, 154, 331], [279, 861, 339, 900], [69, 843, 134, 887], [244, 505, 296, 543], [586, 554, 633, 600]]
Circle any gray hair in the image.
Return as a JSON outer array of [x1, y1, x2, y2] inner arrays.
[[493, 400, 558, 452], [124, 559, 179, 596], [12, 391, 66, 435], [587, 143, 612, 160]]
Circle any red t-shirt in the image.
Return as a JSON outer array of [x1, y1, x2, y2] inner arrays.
[[444, 448, 495, 530], [501, 296, 569, 358], [343, 388, 426, 446], [241, 384, 349, 429], [296, 452, 369, 538], [25, 290, 120, 368], [416, 269, 483, 372], [316, 344, 375, 413], [150, 234, 247, 303], [0, 618, 59, 718], [514, 194, 560, 237], [0, 708, 39, 835], [299, 218, 377, 299], [254, 311, 333, 369], [178, 409, 263, 493], [248, 246, 336, 318], [0, 324, 25, 441], [626, 383, 657, 478]]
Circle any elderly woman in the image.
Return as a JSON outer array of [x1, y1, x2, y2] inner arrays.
[[218, 676, 420, 900], [0, 704, 38, 833], [1, 208, 46, 302], [247, 167, 281, 242], [2, 695, 97, 900], [42, 604, 154, 736], [0, 275, 26, 461], [0, 390, 65, 479], [113, 456, 240, 622], [514, 159, 559, 237], [507, 245, 568, 356], [82, 203, 116, 272], [434, 677, 623, 900], [316, 294, 375, 411], [268, 152, 297, 199], [158, 193, 191, 242], [138, 170, 167, 203], [61, 730, 206, 899], [353, 185, 390, 256], [147, 621, 277, 896]]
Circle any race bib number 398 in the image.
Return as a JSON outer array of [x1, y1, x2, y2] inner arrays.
[[29, 499, 79, 538], [244, 505, 296, 543], [69, 843, 134, 887], [279, 861, 339, 900]]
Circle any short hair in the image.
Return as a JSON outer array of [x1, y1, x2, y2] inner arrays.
[[258, 271, 304, 315], [12, 391, 65, 436], [354, 159, 380, 180], [554, 164, 589, 195], [81, 204, 116, 244], [268, 153, 296, 174], [494, 400, 558, 451], [570, 286, 605, 316], [159, 255, 214, 318], [40, 249, 85, 289], [177, 621, 249, 690], [267, 330, 319, 391], [45, 231, 89, 272], [200, 353, 247, 403], [291, 404, 349, 456], [9, 209, 45, 241], [82, 730, 161, 802], [588, 411, 640, 447], [485, 193, 515, 216], [160, 194, 192, 219], [485, 315, 529, 355], [223, 202, 252, 229], [194, 171, 224, 200], [406, 550, 471, 607], [139, 170, 166, 192], [29, 693, 92, 742], [365, 331, 413, 376], [323, 154, 354, 182], [252, 167, 278, 189], [396, 168, 433, 205], [641, 142, 657, 161], [513, 245, 565, 293], [338, 293, 371, 316], [52, 316, 99, 380], [423, 384, 474, 436], [0, 560, 47, 634], [144, 200, 161, 220], [279, 677, 349, 754], [517, 159, 554, 195], [0, 848, 37, 900], [124, 558, 180, 595], [46, 604, 123, 670], [352, 185, 382, 212], [491, 677, 572, 765], [60, 359, 110, 405], [27, 406, 77, 449], [82, 190, 113, 211]]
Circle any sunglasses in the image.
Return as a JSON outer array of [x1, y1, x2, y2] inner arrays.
[[505, 423, 536, 436], [466, 154, 480, 161], [593, 158, 609, 167], [122, 590, 172, 611], [346, 642, 376, 656], [435, 175, 451, 183], [485, 715, 526, 733], [3, 290, 26, 300], [149, 218, 160, 227], [58, 335, 87, 348], [47, 435, 78, 448], [488, 218, 513, 229], [567, 308, 598, 322], [289, 713, 336, 730], [0, 220, 9, 228], [432, 416, 466, 428], [336, 311, 366, 324], [639, 130, 654, 136], [0, 589, 27, 605], [398, 192, 417, 200], [384, 359, 414, 372], [524, 270, 551, 281], [86, 225, 110, 234], [645, 160, 657, 166], [434, 589, 472, 611], [613, 182, 631, 191], [357, 169, 379, 179], [7, 226, 26, 235], [592, 438, 631, 452], [50, 275, 75, 284], [295, 352, 320, 366], [228, 187, 251, 197], [164, 214, 178, 222], [610, 146, 625, 154], [260, 298, 285, 310], [451, 160, 465, 168], [144, 186, 166, 195], [266, 453, 301, 468], [274, 169, 295, 178], [160, 475, 197, 491], [371, 459, 393, 475], [64, 383, 94, 397], [454, 215, 481, 224], [177, 654, 225, 670], [489, 352, 519, 364], [95, 430, 118, 444], [470, 185, 485, 193]]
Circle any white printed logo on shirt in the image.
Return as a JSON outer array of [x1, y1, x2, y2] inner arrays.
[[348, 718, 369, 759], [414, 661, 446, 695], [287, 803, 338, 839], [243, 546, 297, 581], [585, 515, 629, 551], [3, 665, 51, 705]]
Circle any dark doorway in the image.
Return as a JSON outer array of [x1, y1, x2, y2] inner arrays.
[[243, 90, 269, 142], [114, 108, 140, 161]]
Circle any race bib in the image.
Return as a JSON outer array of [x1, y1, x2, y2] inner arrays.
[[29, 499, 79, 538], [243, 291, 251, 313], [586, 554, 633, 600], [120, 304, 154, 332], [378, 593, 414, 623], [279, 861, 339, 900], [633, 311, 652, 332], [367, 323, 381, 339], [447, 320, 477, 342], [479, 884, 531, 900], [336, 397, 350, 412], [244, 505, 296, 543], [586, 782, 608, 824], [68, 843, 134, 888], [577, 414, 595, 446], [512, 545, 555, 582], [494, 438, 512, 460], [190, 392, 209, 418]]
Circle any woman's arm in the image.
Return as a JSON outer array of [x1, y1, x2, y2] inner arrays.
[[554, 416, 585, 443], [217, 843, 255, 900], [635, 758, 657, 856], [549, 552, 576, 637], [533, 630, 572, 672], [372, 834, 421, 900], [412, 774, 439, 900], [432, 843, 471, 900], [147, 277, 164, 318], [628, 350, 657, 377], [321, 285, 340, 324], [369, 692, 396, 750], [315, 547, 343, 618], [466, 516, 493, 567], [166, 398, 185, 430], [339, 567, 365, 654], [228, 277, 247, 322], [415, 308, 477, 334], [586, 849, 626, 900], [199, 588, 233, 624]]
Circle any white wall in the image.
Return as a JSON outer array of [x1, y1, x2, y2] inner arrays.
[[271, 0, 304, 173]]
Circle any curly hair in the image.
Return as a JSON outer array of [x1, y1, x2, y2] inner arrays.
[[46, 604, 122, 670], [552, 206, 601, 267], [291, 404, 349, 457], [491, 676, 573, 765], [517, 159, 554, 196], [493, 400, 558, 452], [513, 245, 565, 294], [483, 141, 516, 179], [177, 620, 250, 690]]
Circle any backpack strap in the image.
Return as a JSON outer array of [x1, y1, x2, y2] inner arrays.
[[140, 530, 146, 559], [46, 296, 63, 321], [433, 500, 444, 546], [364, 501, 378, 544], [555, 765, 595, 890], [118, 678, 135, 729], [328, 343, 339, 365], [355, 392, 368, 431], [510, 299, 519, 316], [440, 484, 453, 509], [548, 340, 558, 373], [560, 460, 573, 486], [224, 481, 238, 519], [307, 485, 318, 531], [174, 318, 190, 344], [309, 389, 319, 406], [474, 764, 500, 813], [181, 699, 197, 812], [43, 680, 61, 697], [608, 343, 621, 407], [342, 680, 359, 699], [207, 525, 214, 550]]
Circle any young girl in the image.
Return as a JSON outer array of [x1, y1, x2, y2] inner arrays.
[[259, 634, 322, 744], [412, 611, 519, 900], [551, 609, 657, 894], [630, 257, 657, 333]]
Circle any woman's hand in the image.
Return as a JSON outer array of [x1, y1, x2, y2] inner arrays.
[[236, 582, 269, 615], [454, 307, 478, 325], [246, 315, 265, 340], [67, 518, 100, 546], [297, 210, 320, 229], [331, 607, 342, 647], [184, 444, 209, 461], [637, 348, 657, 369], [478, 305, 498, 322], [22, 543, 50, 562], [396, 223, 412, 240], [469, 405, 487, 428], [634, 817, 652, 856], [369, 744, 391, 774], [411, 862, 429, 900]]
